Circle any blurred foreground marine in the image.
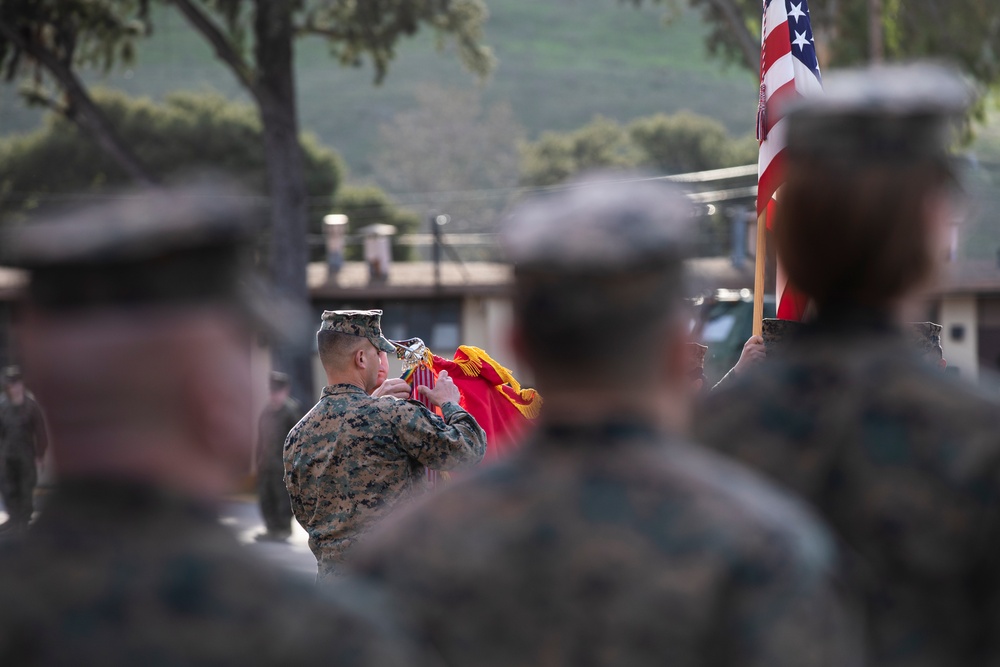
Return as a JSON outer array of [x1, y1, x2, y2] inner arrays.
[[255, 371, 300, 542], [284, 309, 486, 583], [696, 64, 1000, 667], [0, 183, 410, 666], [351, 177, 862, 666], [0, 365, 48, 532]]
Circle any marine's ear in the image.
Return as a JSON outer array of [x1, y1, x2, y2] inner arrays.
[[353, 346, 368, 370]]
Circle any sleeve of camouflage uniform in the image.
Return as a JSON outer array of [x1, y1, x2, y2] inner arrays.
[[390, 399, 487, 471]]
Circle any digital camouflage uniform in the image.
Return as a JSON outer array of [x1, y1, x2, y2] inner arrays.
[[696, 66, 1000, 667], [284, 310, 487, 582], [0, 382, 47, 528], [350, 178, 862, 666], [0, 481, 413, 666], [0, 181, 417, 666], [257, 394, 301, 536], [699, 316, 1000, 667]]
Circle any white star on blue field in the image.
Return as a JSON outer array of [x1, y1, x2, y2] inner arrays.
[[782, 0, 821, 79]]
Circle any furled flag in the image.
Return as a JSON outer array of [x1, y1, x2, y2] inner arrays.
[[757, 0, 822, 320], [398, 341, 541, 466]]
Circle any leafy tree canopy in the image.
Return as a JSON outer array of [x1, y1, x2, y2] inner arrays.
[[520, 111, 756, 186], [0, 89, 341, 230], [629, 111, 757, 174], [0, 0, 149, 89], [177, 0, 495, 89], [631, 0, 1000, 96]]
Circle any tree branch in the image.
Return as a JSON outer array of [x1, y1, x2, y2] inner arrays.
[[169, 0, 261, 102], [0, 21, 158, 186], [703, 0, 760, 73], [293, 23, 346, 40]]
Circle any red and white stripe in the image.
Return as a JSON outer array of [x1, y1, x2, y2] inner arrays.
[[757, 0, 822, 321]]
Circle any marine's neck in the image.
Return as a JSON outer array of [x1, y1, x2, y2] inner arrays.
[[324, 370, 369, 394]]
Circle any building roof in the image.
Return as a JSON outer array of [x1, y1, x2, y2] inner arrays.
[[309, 261, 513, 299], [933, 258, 1000, 295], [0, 255, 995, 304]]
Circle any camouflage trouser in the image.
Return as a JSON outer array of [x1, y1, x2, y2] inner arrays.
[[257, 467, 293, 535], [0, 455, 36, 526]]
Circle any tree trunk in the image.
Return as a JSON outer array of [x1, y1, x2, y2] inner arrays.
[[254, 0, 314, 406], [868, 0, 884, 63]]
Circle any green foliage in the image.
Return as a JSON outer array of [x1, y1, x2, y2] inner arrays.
[[688, 0, 760, 70], [299, 0, 495, 83], [874, 1, 1000, 93], [0, 0, 150, 101], [1, 1, 758, 178], [635, 0, 1000, 95], [0, 89, 342, 232], [332, 185, 421, 261], [629, 111, 755, 173], [520, 112, 755, 186], [519, 116, 637, 187], [0, 0, 150, 73]]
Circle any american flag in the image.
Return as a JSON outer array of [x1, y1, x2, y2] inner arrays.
[[757, 0, 822, 320]]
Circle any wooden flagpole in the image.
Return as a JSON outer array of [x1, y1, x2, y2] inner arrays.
[[752, 208, 767, 337]]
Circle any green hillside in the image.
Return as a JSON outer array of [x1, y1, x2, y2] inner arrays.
[[0, 0, 760, 179]]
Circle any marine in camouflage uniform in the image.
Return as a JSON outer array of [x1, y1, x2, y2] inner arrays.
[[255, 371, 300, 541], [349, 177, 862, 666], [284, 309, 486, 582], [0, 481, 413, 666], [695, 65, 1000, 667], [0, 181, 414, 666], [0, 366, 48, 530]]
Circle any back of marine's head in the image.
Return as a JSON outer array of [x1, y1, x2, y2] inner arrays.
[[776, 63, 973, 311], [2, 177, 269, 494], [503, 174, 694, 392]]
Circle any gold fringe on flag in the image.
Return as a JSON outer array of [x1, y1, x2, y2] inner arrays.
[[453, 346, 543, 419]]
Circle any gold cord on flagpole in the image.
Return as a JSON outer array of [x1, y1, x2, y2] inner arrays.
[[752, 208, 768, 337]]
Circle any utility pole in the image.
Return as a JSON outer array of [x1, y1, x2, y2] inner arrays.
[[869, 0, 884, 64], [431, 212, 448, 290]]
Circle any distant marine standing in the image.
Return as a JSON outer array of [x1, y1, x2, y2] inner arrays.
[[255, 371, 301, 542], [696, 64, 1000, 667], [0, 365, 48, 532], [284, 309, 486, 582]]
